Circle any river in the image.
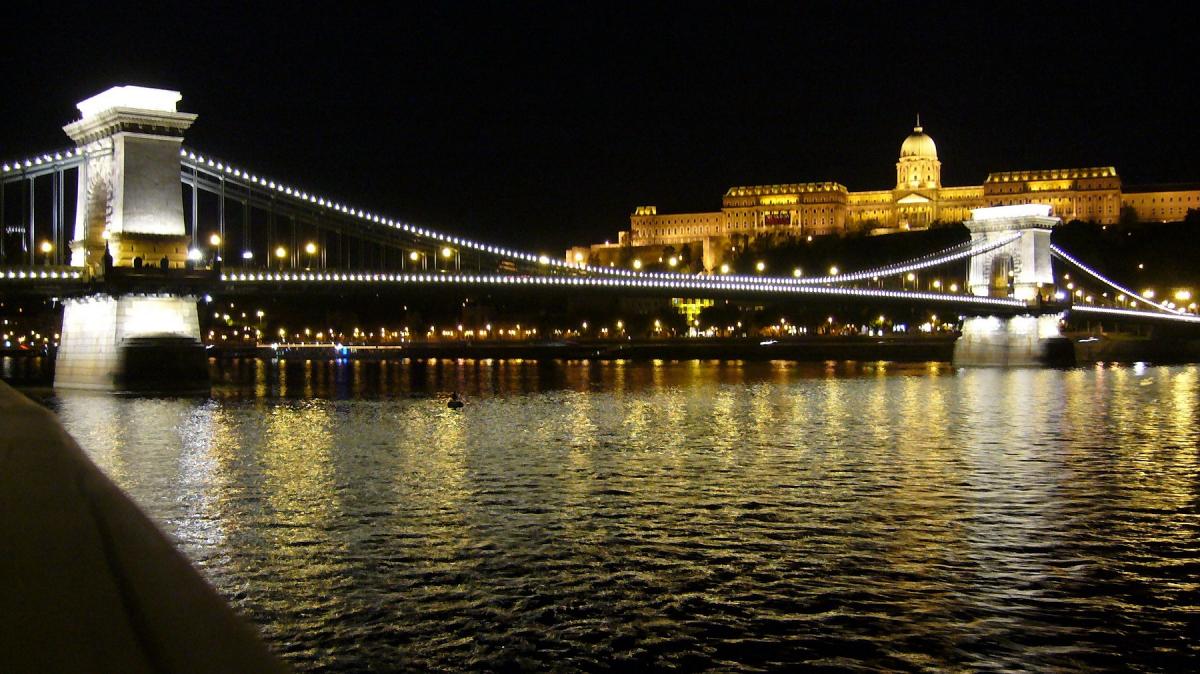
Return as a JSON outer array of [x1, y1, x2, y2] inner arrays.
[[41, 359, 1200, 671]]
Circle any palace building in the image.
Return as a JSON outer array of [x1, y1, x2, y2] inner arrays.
[[569, 120, 1200, 271]]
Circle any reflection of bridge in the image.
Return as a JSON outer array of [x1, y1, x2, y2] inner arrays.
[[2, 86, 1197, 388]]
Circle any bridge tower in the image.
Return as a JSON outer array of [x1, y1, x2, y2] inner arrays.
[[54, 86, 208, 391], [953, 204, 1073, 367]]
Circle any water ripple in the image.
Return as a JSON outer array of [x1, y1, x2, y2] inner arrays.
[[52, 360, 1200, 671]]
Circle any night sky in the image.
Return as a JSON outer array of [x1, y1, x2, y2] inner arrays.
[[3, 2, 1198, 253]]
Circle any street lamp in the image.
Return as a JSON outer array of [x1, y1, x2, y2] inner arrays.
[[755, 261, 766, 273], [242, 250, 254, 266], [39, 240, 52, 265], [275, 245, 287, 270], [304, 241, 317, 270], [632, 258, 642, 270]]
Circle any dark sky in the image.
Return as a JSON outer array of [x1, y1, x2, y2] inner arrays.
[[3, 2, 1198, 253]]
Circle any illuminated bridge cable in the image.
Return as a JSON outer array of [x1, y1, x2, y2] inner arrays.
[[179, 149, 644, 279], [1050, 244, 1181, 315], [1071, 305, 1200, 324], [0, 147, 84, 174], [719, 233, 1018, 287]]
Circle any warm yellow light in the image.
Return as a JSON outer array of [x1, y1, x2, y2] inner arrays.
[[932, 279, 941, 289], [616, 320, 624, 329], [755, 261, 765, 272], [1174, 289, 1192, 302], [950, 283, 959, 292], [829, 266, 839, 276], [632, 259, 642, 270], [668, 256, 678, 267], [574, 252, 584, 262], [1142, 289, 1155, 299], [906, 272, 915, 281], [101, 229, 111, 240], [274, 246, 286, 259], [305, 242, 317, 255], [441, 246, 453, 258], [719, 263, 730, 274], [39, 241, 52, 254], [209, 233, 221, 247], [792, 268, 802, 277], [409, 251, 420, 261]]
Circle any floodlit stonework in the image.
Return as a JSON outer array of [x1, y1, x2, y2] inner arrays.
[[571, 120, 1200, 272]]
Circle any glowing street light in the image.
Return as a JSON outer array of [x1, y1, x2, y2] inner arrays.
[[275, 245, 286, 270], [668, 256, 678, 268], [441, 246, 453, 259], [39, 240, 52, 265], [1174, 289, 1192, 302], [792, 267, 803, 278], [209, 233, 221, 247], [304, 241, 317, 270], [719, 263, 730, 274], [828, 265, 839, 276], [755, 261, 766, 272], [632, 258, 643, 270]]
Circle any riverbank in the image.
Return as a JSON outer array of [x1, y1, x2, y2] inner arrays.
[[223, 335, 960, 363], [0, 381, 284, 671]]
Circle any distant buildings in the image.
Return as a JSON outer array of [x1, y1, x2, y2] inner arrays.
[[569, 120, 1200, 271]]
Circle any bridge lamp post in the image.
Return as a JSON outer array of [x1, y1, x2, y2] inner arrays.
[[304, 241, 317, 270], [274, 246, 287, 270], [667, 256, 678, 268], [829, 265, 839, 276], [209, 234, 221, 263], [932, 279, 942, 291], [632, 259, 642, 270], [905, 272, 916, 290], [242, 250, 253, 267], [719, 263, 730, 274], [755, 261, 766, 273], [39, 240, 52, 266], [793, 267, 802, 278]]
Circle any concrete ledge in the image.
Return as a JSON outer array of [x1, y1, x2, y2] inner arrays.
[[0, 381, 285, 673]]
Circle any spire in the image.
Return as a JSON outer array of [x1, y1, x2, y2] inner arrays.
[[914, 113, 922, 133]]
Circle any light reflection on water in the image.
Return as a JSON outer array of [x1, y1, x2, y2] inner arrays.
[[49, 359, 1200, 671]]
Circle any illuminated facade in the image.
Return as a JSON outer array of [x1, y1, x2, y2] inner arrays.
[[570, 121, 1200, 271]]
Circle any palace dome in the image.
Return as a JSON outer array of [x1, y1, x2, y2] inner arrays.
[[900, 120, 937, 160]]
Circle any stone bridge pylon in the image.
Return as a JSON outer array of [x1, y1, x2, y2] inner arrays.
[[953, 205, 1073, 367], [54, 86, 208, 392]]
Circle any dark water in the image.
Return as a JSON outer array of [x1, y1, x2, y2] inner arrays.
[[46, 359, 1200, 671]]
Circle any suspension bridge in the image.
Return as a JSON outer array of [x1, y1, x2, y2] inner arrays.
[[1, 86, 1196, 390]]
